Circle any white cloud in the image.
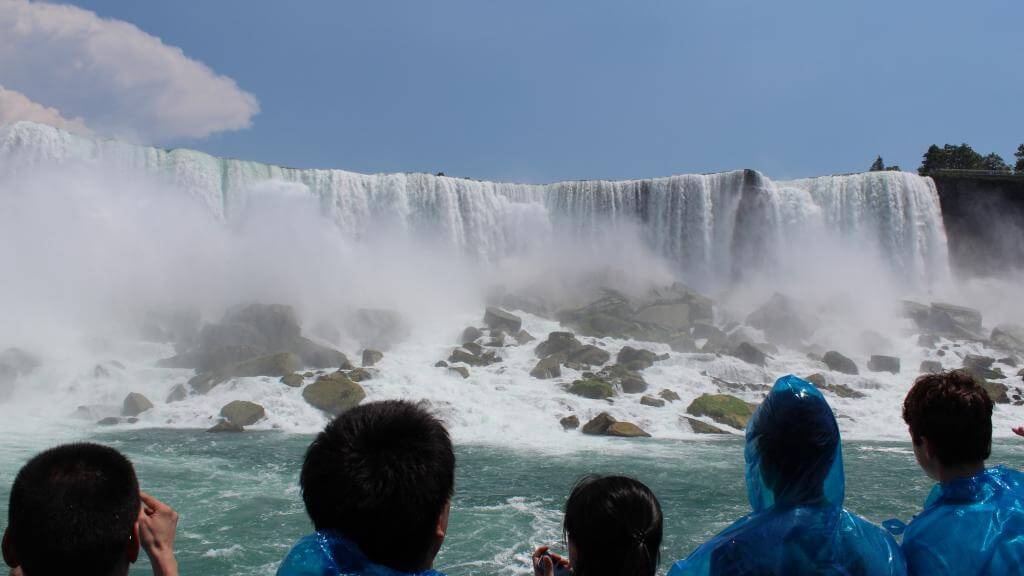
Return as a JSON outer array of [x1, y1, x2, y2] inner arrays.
[[0, 0, 259, 141], [0, 85, 90, 134]]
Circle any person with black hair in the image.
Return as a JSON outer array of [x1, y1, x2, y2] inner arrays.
[[532, 475, 663, 576], [668, 375, 905, 575], [2, 443, 179, 576], [277, 400, 455, 576], [901, 370, 1024, 574]]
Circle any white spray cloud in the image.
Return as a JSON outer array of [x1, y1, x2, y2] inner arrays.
[[0, 0, 259, 141]]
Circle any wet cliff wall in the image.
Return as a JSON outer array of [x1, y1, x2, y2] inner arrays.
[[932, 172, 1024, 276]]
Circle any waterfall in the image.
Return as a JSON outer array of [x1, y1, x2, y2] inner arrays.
[[0, 121, 950, 288]]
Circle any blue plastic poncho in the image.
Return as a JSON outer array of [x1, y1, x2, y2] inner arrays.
[[668, 375, 906, 576], [277, 530, 447, 576], [901, 466, 1024, 575]]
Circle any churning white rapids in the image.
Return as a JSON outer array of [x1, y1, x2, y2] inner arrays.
[[0, 120, 1019, 451]]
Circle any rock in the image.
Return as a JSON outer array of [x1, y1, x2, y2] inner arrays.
[[349, 308, 408, 350], [686, 394, 756, 429], [982, 381, 1010, 404], [999, 357, 1019, 368], [803, 372, 863, 398], [346, 368, 374, 382], [921, 303, 985, 339], [804, 373, 827, 389], [582, 412, 617, 435], [991, 324, 1024, 353], [166, 384, 188, 403], [917, 334, 939, 348], [220, 400, 265, 426], [485, 332, 506, 347], [98, 417, 130, 426], [536, 332, 582, 358], [227, 352, 303, 379], [560, 415, 580, 430], [729, 342, 767, 367], [964, 354, 995, 369], [281, 373, 304, 387], [606, 422, 651, 438], [555, 284, 715, 343], [658, 389, 681, 402], [640, 395, 665, 407], [483, 307, 522, 334], [901, 300, 931, 325], [568, 379, 615, 399], [514, 330, 536, 345], [122, 393, 153, 417], [823, 351, 859, 375], [434, 361, 448, 368], [362, 349, 384, 367], [292, 337, 352, 370], [595, 365, 647, 394], [567, 345, 611, 366], [449, 366, 470, 379], [302, 373, 366, 416], [745, 293, 818, 344], [692, 322, 725, 340], [223, 303, 302, 351], [683, 416, 728, 434], [617, 346, 661, 371], [867, 355, 901, 374], [188, 372, 223, 396], [668, 333, 698, 353], [964, 355, 1005, 380], [530, 355, 562, 379], [207, 420, 245, 433], [461, 326, 484, 345], [449, 348, 486, 366], [825, 382, 866, 399], [0, 347, 41, 375], [920, 360, 943, 374]]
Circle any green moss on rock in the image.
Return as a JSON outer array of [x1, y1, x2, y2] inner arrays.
[[686, 393, 757, 429]]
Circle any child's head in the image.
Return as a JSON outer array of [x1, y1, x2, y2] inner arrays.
[[300, 400, 455, 572], [563, 475, 662, 576], [903, 370, 992, 477]]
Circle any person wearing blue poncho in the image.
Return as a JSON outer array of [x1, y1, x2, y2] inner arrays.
[[277, 400, 454, 576], [900, 370, 1024, 575], [668, 375, 906, 576]]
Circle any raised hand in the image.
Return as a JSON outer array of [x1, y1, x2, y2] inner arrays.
[[138, 492, 179, 576]]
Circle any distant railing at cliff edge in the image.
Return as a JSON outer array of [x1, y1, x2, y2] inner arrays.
[[925, 169, 1024, 181]]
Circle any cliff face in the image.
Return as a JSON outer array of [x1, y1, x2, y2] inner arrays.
[[932, 172, 1024, 276]]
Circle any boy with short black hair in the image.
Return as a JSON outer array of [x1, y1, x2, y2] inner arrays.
[[2, 443, 179, 576], [278, 400, 455, 576], [901, 370, 1024, 574]]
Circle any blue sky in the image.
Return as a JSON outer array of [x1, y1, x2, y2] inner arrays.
[[15, 0, 1024, 181]]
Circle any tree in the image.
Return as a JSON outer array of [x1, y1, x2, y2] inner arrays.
[[1016, 144, 1024, 173], [919, 143, 985, 174], [869, 156, 885, 171], [980, 153, 1011, 172]]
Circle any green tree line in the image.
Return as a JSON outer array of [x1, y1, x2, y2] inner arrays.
[[869, 144, 1024, 174], [914, 143, 1024, 175]]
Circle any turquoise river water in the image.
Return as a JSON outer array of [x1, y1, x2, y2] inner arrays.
[[2, 432, 1022, 575]]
